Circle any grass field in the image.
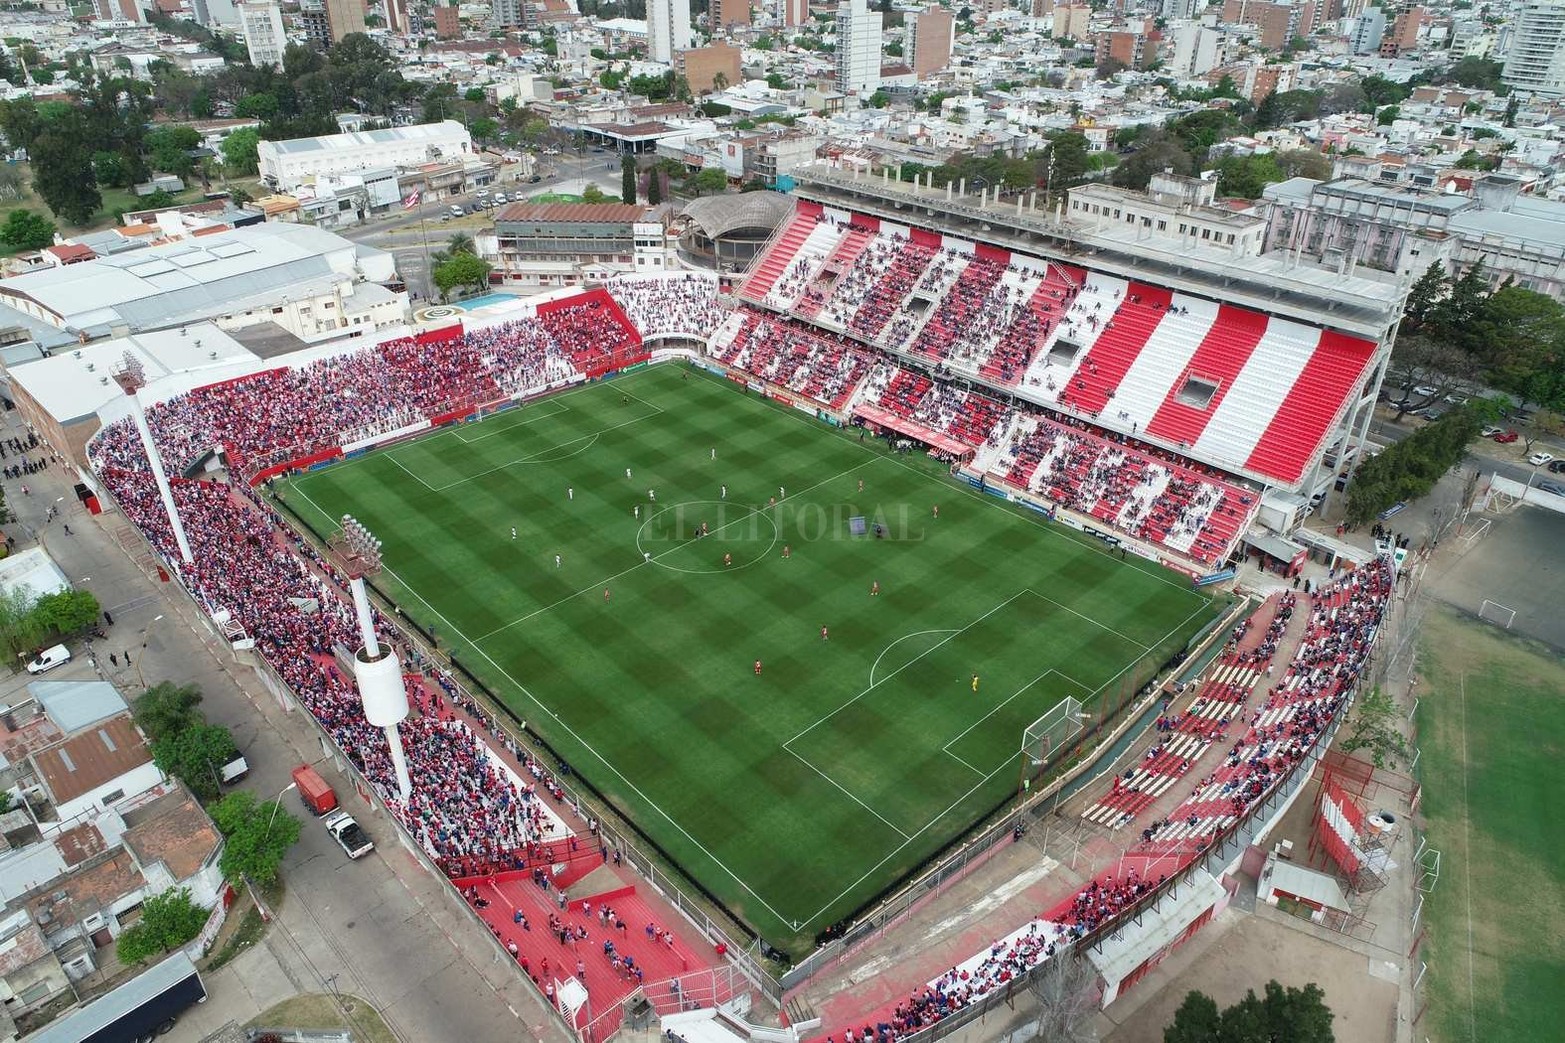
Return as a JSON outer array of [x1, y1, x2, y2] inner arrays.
[[1416, 605, 1565, 1043], [278, 364, 1220, 948]]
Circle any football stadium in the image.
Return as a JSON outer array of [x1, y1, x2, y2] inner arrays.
[[85, 167, 1406, 1042]]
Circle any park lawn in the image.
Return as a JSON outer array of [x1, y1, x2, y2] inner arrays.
[[1415, 606, 1565, 1043], [278, 364, 1220, 950]]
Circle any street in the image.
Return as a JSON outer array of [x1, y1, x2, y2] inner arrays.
[[0, 406, 570, 1043]]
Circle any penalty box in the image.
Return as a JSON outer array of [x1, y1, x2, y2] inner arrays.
[[784, 590, 1138, 839]]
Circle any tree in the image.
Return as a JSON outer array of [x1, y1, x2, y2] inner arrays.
[[151, 722, 239, 800], [1402, 262, 1448, 331], [0, 586, 41, 664], [433, 251, 491, 299], [469, 117, 498, 144], [621, 154, 637, 202], [0, 209, 54, 251], [30, 120, 100, 226], [686, 167, 727, 196], [92, 150, 130, 187], [1340, 687, 1407, 768], [868, 89, 889, 108], [1027, 954, 1099, 1043], [29, 589, 100, 637], [145, 125, 202, 177], [0, 166, 24, 202], [134, 682, 205, 744], [1376, 105, 1401, 126], [115, 887, 209, 965], [1213, 153, 1285, 199], [1095, 57, 1127, 81], [220, 127, 260, 174], [1443, 56, 1506, 93], [646, 169, 662, 206], [1165, 981, 1333, 1043], [210, 791, 301, 886], [1164, 990, 1222, 1043]]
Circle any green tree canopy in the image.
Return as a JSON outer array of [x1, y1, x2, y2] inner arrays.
[[433, 251, 492, 299], [210, 791, 302, 886], [0, 208, 54, 251], [151, 722, 238, 801], [220, 126, 260, 174], [29, 589, 100, 638], [1165, 981, 1334, 1043], [145, 124, 202, 177], [115, 887, 209, 965], [133, 681, 205, 744], [30, 114, 101, 226]]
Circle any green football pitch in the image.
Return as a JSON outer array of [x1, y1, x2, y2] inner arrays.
[[277, 363, 1221, 948]]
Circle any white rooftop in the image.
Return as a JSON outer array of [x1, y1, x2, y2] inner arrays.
[[29, 680, 130, 735], [0, 547, 68, 602], [264, 119, 469, 157]]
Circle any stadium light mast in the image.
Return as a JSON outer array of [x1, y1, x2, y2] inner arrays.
[[329, 515, 412, 801], [111, 353, 193, 565]]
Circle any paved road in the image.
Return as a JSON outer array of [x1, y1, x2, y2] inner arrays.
[[0, 410, 570, 1043]]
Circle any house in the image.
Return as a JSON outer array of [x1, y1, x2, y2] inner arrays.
[[0, 909, 71, 1023], [121, 790, 224, 909], [27, 717, 163, 829]]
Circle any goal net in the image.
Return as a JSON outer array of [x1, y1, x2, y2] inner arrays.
[[1021, 696, 1087, 792], [1477, 599, 1516, 629]]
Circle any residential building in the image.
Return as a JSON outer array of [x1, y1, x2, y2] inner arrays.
[[95, 0, 145, 22], [297, 0, 333, 47], [238, 1, 287, 67], [1052, 4, 1090, 42], [490, 0, 530, 28], [434, 2, 461, 37], [1096, 29, 1161, 71], [191, 0, 241, 26], [1380, 5, 1423, 56], [325, 0, 367, 40], [1166, 21, 1223, 77], [780, 0, 808, 26], [677, 43, 743, 94], [835, 0, 882, 96], [258, 121, 472, 191], [648, 0, 693, 62], [0, 910, 71, 1020], [713, 0, 749, 30], [908, 6, 954, 78], [1352, 8, 1385, 54], [485, 203, 667, 289], [1503, 0, 1565, 97], [384, 0, 409, 34], [28, 717, 163, 827]]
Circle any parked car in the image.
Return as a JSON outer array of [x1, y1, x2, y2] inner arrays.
[[1539, 480, 1565, 496], [25, 643, 70, 674], [219, 755, 250, 785], [1412, 385, 1439, 397], [449, 205, 464, 218], [1491, 430, 1519, 444], [1419, 408, 1445, 421], [528, 174, 541, 183], [1527, 451, 1556, 466], [324, 810, 374, 859], [494, 192, 509, 204], [1547, 459, 1565, 474], [1481, 426, 1503, 437]]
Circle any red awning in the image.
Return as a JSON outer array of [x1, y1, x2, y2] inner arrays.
[[854, 404, 974, 458]]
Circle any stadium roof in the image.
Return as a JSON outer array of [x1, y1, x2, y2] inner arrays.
[[6, 323, 257, 427], [681, 192, 793, 240], [0, 224, 359, 338], [264, 119, 468, 156], [496, 203, 649, 224]]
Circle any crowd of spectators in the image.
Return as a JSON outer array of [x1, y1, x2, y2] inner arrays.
[[607, 275, 725, 341], [710, 310, 873, 410], [88, 421, 583, 879], [140, 303, 638, 473], [816, 558, 1394, 1043]]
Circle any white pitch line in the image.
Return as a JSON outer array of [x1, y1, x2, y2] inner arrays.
[[785, 748, 911, 839], [940, 668, 1090, 754], [868, 629, 959, 688], [784, 591, 1034, 749], [452, 399, 570, 444], [378, 558, 801, 931], [473, 456, 891, 643], [419, 408, 663, 493]]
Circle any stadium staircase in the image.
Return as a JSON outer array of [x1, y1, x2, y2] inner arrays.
[[849, 239, 938, 341], [738, 211, 816, 305], [794, 223, 876, 320], [1062, 283, 1173, 416], [762, 222, 847, 312]]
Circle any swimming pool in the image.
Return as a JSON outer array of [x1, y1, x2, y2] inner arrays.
[[455, 292, 523, 311]]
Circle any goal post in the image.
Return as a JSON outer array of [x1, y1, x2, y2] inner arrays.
[[1477, 599, 1515, 629], [1019, 696, 1087, 795]]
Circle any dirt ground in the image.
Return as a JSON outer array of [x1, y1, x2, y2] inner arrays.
[[1423, 503, 1565, 653], [1098, 908, 1399, 1043]]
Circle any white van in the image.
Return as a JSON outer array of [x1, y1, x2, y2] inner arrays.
[[493, 191, 508, 205], [449, 205, 464, 218], [26, 644, 70, 674]]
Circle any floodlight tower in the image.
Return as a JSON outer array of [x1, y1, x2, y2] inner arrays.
[[329, 515, 412, 800], [111, 353, 193, 565]]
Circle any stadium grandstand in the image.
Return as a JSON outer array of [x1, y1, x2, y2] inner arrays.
[[74, 164, 1407, 1043]]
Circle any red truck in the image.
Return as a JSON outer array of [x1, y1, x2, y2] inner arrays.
[[291, 763, 338, 815]]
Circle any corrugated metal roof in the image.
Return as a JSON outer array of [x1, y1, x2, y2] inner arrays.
[[496, 202, 648, 224]]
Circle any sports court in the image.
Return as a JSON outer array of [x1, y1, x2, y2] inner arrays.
[[278, 364, 1221, 948]]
